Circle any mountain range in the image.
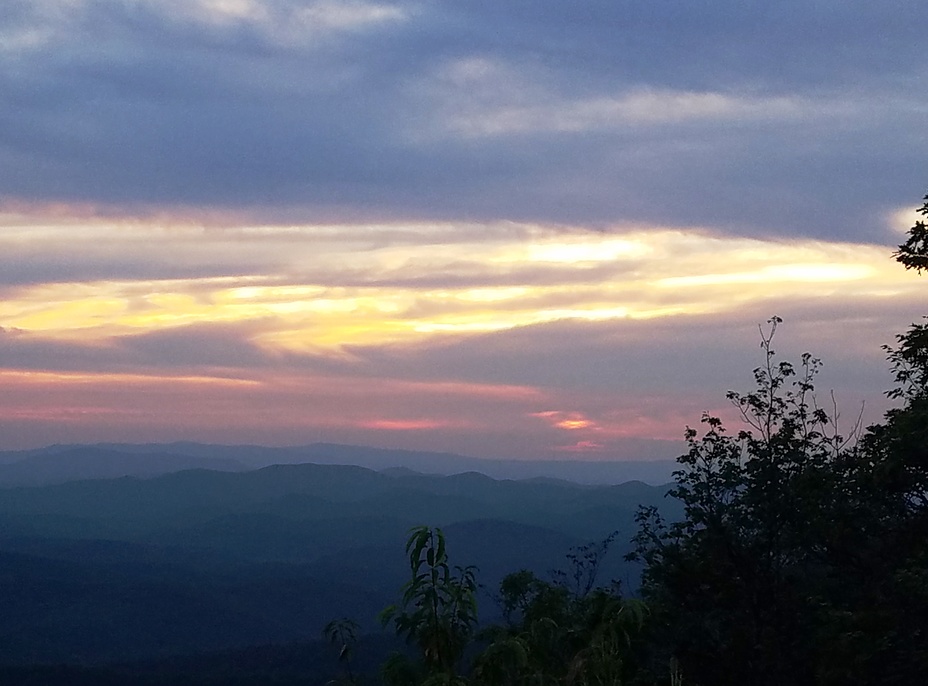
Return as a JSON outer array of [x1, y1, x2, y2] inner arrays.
[[0, 442, 678, 486], [0, 442, 679, 678]]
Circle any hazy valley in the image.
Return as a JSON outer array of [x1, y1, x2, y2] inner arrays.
[[0, 443, 678, 682]]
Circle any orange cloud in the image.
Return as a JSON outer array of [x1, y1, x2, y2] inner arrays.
[[530, 410, 597, 431], [555, 418, 594, 430]]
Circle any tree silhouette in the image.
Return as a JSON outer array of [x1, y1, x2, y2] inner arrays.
[[630, 187, 928, 686], [894, 191, 928, 273], [380, 526, 478, 686]]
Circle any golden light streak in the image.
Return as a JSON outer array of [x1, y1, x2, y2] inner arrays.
[[658, 263, 873, 288], [1, 215, 922, 359], [524, 238, 649, 263]]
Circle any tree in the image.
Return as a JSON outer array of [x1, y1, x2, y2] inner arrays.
[[629, 318, 853, 686], [828, 198, 928, 683], [375, 527, 646, 686], [474, 537, 646, 686], [829, 316, 928, 685], [380, 526, 478, 686], [894, 191, 928, 273], [630, 187, 928, 686]]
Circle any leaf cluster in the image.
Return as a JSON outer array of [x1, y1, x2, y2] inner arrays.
[[630, 306, 928, 685], [894, 192, 928, 273], [474, 568, 647, 686], [379, 526, 479, 683], [374, 526, 647, 686]]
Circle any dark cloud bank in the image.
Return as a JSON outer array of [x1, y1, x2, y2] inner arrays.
[[1, 0, 925, 240]]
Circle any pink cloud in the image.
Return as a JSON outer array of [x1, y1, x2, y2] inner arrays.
[[555, 440, 606, 453], [358, 419, 465, 431]]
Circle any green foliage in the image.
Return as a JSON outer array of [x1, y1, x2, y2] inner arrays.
[[475, 575, 647, 685], [373, 526, 646, 686], [551, 531, 620, 599], [380, 526, 479, 684], [823, 201, 928, 682], [630, 301, 928, 685], [629, 316, 846, 685], [894, 191, 928, 273], [884, 317, 928, 402], [474, 540, 647, 686], [842, 317, 928, 684]]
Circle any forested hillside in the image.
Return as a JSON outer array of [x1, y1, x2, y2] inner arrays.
[[0, 461, 672, 669]]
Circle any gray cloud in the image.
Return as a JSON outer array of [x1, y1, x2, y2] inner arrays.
[[112, 322, 275, 368], [0, 253, 268, 288], [0, 326, 120, 372], [333, 296, 920, 415], [3, 281, 919, 404], [0, 322, 272, 372], [1, 1, 924, 240]]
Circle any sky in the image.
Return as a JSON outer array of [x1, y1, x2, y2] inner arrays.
[[1, 0, 926, 462]]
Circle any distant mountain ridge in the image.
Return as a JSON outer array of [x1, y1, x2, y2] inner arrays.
[[0, 458, 679, 664], [0, 441, 677, 486], [0, 446, 248, 486]]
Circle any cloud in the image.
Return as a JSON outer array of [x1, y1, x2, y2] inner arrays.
[[1, 2, 926, 456], [4, 277, 912, 455], [530, 411, 597, 431], [0, 351, 559, 458], [2, 214, 921, 361], [358, 418, 467, 431], [416, 58, 813, 138], [113, 322, 274, 368], [0, 1, 924, 239], [555, 440, 606, 454]]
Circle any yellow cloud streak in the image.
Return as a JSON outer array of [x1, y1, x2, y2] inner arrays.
[[0, 222, 919, 354], [658, 263, 874, 287]]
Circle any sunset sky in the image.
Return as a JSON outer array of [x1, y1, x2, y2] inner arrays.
[[1, 0, 926, 461]]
